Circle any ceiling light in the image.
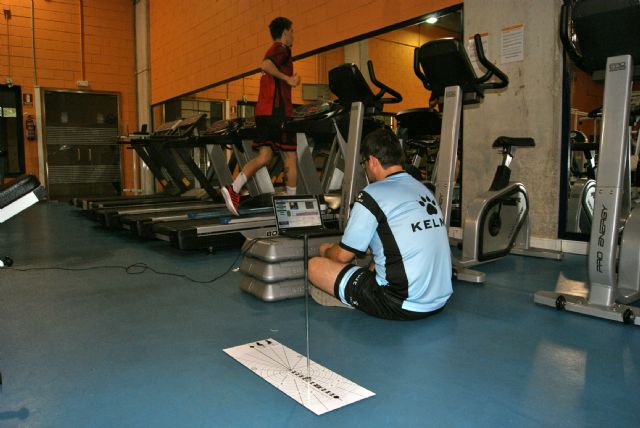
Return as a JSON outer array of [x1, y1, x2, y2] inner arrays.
[[425, 16, 438, 24]]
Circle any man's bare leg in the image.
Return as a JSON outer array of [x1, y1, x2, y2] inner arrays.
[[308, 256, 349, 297]]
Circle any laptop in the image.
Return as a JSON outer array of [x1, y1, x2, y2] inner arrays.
[[272, 194, 336, 238]]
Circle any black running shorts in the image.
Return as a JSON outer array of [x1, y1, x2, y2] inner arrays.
[[253, 115, 297, 152], [334, 265, 444, 321]]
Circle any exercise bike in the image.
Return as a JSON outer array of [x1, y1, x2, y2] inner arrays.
[[413, 34, 561, 282], [396, 108, 441, 185], [534, 0, 640, 325], [457, 135, 562, 266]]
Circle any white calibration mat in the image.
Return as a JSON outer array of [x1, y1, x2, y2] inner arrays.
[[224, 338, 375, 415]]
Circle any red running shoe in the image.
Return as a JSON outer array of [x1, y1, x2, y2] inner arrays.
[[221, 185, 240, 216]]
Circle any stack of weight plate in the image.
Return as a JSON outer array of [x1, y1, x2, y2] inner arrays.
[[239, 235, 341, 301]]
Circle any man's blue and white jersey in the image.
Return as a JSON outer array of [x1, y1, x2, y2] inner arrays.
[[340, 171, 452, 312]]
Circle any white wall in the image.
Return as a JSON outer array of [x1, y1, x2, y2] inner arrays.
[[464, 0, 564, 239]]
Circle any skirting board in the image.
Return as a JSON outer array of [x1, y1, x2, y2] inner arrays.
[[448, 227, 588, 255]]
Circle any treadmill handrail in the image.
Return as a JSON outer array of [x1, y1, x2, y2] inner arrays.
[[174, 113, 208, 137]]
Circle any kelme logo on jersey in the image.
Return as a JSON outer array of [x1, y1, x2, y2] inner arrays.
[[412, 194, 445, 232], [418, 194, 438, 215]]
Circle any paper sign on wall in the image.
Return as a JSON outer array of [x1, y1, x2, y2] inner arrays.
[[501, 23, 524, 64]]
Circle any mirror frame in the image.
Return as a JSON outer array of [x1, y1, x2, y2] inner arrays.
[[557, 51, 594, 242]]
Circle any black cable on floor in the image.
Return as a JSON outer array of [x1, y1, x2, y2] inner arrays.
[[3, 239, 259, 285]]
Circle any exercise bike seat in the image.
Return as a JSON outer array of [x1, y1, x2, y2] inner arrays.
[[492, 136, 535, 148], [406, 139, 439, 150], [396, 108, 442, 136], [0, 175, 41, 209], [571, 142, 598, 152]]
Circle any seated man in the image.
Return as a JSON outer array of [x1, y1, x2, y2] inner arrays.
[[309, 128, 452, 320]]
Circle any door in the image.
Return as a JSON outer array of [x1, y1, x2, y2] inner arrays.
[[0, 84, 25, 181], [43, 90, 120, 200]]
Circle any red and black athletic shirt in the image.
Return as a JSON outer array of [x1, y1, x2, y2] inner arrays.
[[255, 42, 294, 118]]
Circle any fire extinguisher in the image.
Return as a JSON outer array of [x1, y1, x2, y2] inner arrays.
[[25, 115, 36, 141]]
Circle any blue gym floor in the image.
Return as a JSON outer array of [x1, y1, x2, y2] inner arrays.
[[1, 202, 639, 427]]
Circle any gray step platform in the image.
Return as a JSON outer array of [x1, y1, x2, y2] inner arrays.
[[239, 236, 371, 302], [242, 235, 341, 263], [240, 276, 306, 302], [240, 252, 372, 284], [240, 256, 304, 283]]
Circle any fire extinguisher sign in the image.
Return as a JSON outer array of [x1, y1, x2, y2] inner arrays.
[[25, 115, 36, 141]]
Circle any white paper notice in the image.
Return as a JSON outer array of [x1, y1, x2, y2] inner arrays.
[[224, 339, 375, 415], [501, 23, 524, 64], [468, 33, 489, 76]]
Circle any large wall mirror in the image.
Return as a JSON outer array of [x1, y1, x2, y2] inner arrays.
[[559, 56, 640, 241], [150, 4, 463, 219]]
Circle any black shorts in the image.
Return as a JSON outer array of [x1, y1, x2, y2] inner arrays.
[[253, 115, 297, 152], [334, 265, 444, 321]]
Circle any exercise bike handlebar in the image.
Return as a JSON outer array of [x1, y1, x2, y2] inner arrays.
[[413, 48, 430, 91], [473, 33, 509, 90], [559, 1, 587, 73], [367, 60, 403, 104]]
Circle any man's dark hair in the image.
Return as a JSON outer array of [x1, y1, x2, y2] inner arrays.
[[361, 128, 405, 168], [269, 17, 292, 40]]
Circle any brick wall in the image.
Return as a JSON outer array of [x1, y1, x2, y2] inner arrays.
[[0, 0, 135, 187]]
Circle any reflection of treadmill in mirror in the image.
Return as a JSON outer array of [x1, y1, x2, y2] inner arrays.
[[76, 115, 207, 211]]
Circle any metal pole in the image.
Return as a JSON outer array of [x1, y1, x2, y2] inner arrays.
[[303, 233, 310, 380]]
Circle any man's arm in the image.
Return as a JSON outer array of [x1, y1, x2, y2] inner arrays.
[[261, 59, 300, 87], [319, 242, 355, 264]]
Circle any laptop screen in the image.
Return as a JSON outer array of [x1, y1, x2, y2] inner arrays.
[[273, 195, 323, 232]]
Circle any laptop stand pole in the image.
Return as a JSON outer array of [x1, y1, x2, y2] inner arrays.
[[303, 233, 311, 381]]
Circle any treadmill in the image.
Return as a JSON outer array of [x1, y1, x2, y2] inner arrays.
[[91, 115, 241, 229], [90, 114, 232, 227], [74, 115, 207, 212], [118, 118, 275, 237], [150, 102, 345, 250]]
